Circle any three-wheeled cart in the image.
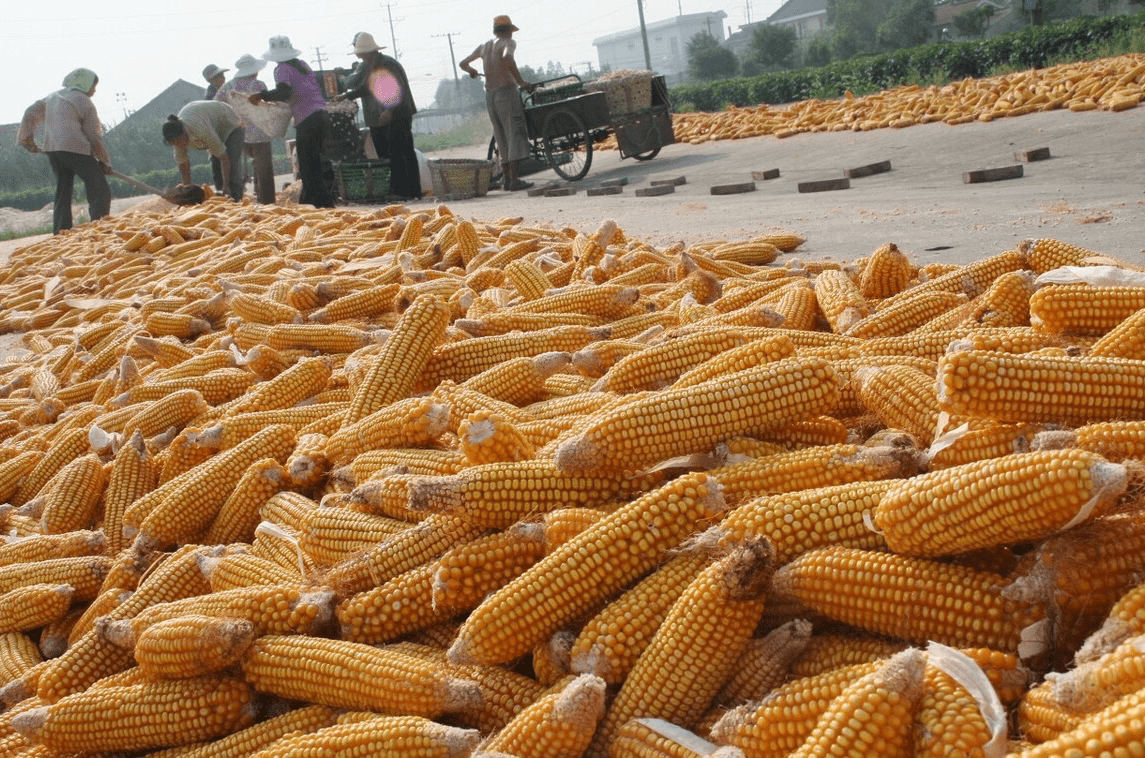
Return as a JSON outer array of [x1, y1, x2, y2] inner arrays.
[[486, 73, 675, 184]]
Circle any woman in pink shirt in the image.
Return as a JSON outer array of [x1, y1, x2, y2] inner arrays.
[[18, 68, 112, 234]]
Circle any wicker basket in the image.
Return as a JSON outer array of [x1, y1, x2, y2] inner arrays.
[[585, 71, 654, 117], [428, 159, 494, 201], [333, 159, 391, 203], [224, 92, 293, 140]]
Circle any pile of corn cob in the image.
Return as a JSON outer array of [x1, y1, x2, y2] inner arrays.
[[0, 194, 1143, 758], [598, 52, 1145, 149]]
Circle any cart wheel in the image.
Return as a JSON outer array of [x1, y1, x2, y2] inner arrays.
[[542, 108, 592, 181], [486, 137, 505, 189], [631, 146, 661, 161]]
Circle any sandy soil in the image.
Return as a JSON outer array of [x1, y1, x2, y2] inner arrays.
[[3, 106, 1144, 270]]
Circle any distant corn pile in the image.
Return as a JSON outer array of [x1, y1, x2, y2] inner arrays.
[[0, 196, 1143, 757], [598, 52, 1145, 149]]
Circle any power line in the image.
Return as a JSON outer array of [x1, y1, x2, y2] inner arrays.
[[432, 32, 462, 87], [381, 3, 402, 58]]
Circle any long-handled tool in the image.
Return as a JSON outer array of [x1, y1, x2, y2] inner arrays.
[[108, 168, 207, 206]]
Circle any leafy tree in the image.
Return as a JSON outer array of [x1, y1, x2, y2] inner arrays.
[[828, 0, 881, 58], [1012, 0, 1084, 25], [876, 0, 937, 50], [747, 23, 798, 71], [686, 32, 739, 81], [804, 34, 834, 67], [433, 75, 485, 109], [952, 4, 996, 39]]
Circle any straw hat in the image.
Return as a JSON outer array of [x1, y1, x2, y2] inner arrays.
[[233, 54, 266, 78], [264, 36, 303, 63], [493, 15, 519, 32], [202, 64, 228, 81], [352, 32, 385, 54]]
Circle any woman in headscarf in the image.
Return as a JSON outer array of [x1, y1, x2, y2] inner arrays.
[[18, 68, 112, 234], [216, 54, 277, 204], [249, 36, 334, 208], [334, 31, 421, 200], [160, 100, 246, 202]]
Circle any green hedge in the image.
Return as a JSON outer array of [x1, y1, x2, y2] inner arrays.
[[670, 11, 1145, 111]]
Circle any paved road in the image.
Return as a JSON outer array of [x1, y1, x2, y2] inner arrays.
[[4, 106, 1143, 269]]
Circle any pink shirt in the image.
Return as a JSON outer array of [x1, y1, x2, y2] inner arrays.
[[37, 88, 109, 162]]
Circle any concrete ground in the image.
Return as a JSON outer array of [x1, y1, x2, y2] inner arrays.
[[2, 105, 1143, 270]]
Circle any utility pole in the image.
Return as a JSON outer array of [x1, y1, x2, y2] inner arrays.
[[313, 46, 327, 74], [382, 3, 400, 57], [637, 0, 652, 71], [433, 32, 462, 89]]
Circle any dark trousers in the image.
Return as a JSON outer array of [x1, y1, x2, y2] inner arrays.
[[370, 116, 421, 200], [295, 110, 334, 208], [246, 142, 276, 204], [47, 151, 111, 235], [221, 127, 247, 202], [210, 155, 224, 192]]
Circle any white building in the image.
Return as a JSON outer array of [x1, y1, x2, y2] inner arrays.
[[593, 11, 728, 83]]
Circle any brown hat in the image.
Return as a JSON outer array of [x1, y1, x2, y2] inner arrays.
[[493, 15, 519, 33]]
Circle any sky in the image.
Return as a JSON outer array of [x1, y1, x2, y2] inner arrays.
[[3, 0, 786, 128]]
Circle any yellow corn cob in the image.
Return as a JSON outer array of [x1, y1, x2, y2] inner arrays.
[[431, 523, 547, 614], [132, 615, 256, 679], [611, 717, 741, 758], [937, 349, 1145, 426], [0, 556, 109, 602], [325, 396, 449, 464], [570, 220, 619, 279], [757, 416, 849, 450], [846, 290, 970, 339], [0, 632, 41, 689], [600, 332, 746, 393], [309, 283, 400, 323], [0, 585, 74, 634], [12, 675, 255, 753], [248, 714, 480, 758], [878, 448, 1126, 558], [927, 421, 1039, 470], [228, 291, 303, 325], [570, 553, 710, 684], [418, 325, 609, 389], [787, 648, 926, 758], [448, 471, 727, 667], [265, 323, 374, 353], [297, 505, 410, 565], [38, 454, 106, 534], [542, 507, 607, 553], [337, 563, 445, 644], [510, 285, 642, 326], [463, 352, 572, 406], [704, 479, 896, 564], [191, 402, 346, 450], [347, 294, 451, 424], [854, 364, 952, 444], [504, 258, 553, 302], [201, 458, 288, 544], [349, 448, 467, 480], [227, 355, 331, 415], [198, 549, 300, 591], [1029, 283, 1145, 336], [406, 459, 660, 530], [772, 546, 1046, 653], [131, 424, 296, 550], [859, 243, 914, 300], [711, 442, 916, 505], [1090, 306, 1145, 359], [482, 673, 607, 758], [1020, 237, 1104, 274], [787, 631, 906, 680], [241, 634, 482, 717], [11, 428, 87, 506], [139, 704, 338, 758], [284, 431, 328, 490], [433, 379, 533, 427], [457, 310, 605, 337], [915, 644, 1009, 758], [113, 367, 257, 407], [557, 357, 839, 472], [588, 540, 775, 756], [0, 530, 104, 568], [458, 410, 536, 464], [144, 311, 211, 339], [323, 512, 484, 597], [812, 269, 870, 334], [120, 389, 210, 440], [145, 349, 237, 383], [0, 451, 42, 505], [1008, 686, 1145, 758]]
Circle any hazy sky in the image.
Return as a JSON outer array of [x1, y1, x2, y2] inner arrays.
[[4, 0, 785, 128]]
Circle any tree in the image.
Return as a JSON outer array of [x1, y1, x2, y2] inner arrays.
[[686, 32, 739, 81], [876, 0, 937, 50], [433, 75, 485, 110], [747, 23, 798, 72], [827, 0, 882, 59], [1012, 0, 1084, 25], [951, 4, 995, 39]]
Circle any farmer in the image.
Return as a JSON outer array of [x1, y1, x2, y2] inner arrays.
[[459, 14, 536, 192], [17, 67, 112, 234], [216, 54, 277, 204], [161, 100, 246, 201]]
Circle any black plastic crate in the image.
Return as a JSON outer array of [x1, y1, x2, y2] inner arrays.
[[333, 160, 391, 203]]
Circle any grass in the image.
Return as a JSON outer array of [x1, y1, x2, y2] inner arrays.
[[0, 226, 53, 241], [414, 112, 493, 153]]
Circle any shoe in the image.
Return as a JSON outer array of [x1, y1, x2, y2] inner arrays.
[[507, 180, 534, 192]]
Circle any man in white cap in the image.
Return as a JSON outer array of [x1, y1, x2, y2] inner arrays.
[[460, 14, 536, 191], [216, 55, 277, 203], [334, 32, 420, 200], [18, 68, 112, 234], [202, 63, 229, 193]]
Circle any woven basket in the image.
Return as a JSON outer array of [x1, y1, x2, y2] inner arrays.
[[585, 71, 654, 117], [428, 159, 494, 201], [224, 92, 293, 140]]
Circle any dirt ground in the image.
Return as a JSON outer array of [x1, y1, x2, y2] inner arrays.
[[2, 106, 1144, 271]]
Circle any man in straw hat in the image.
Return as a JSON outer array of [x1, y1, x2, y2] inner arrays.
[[216, 54, 276, 203], [334, 31, 421, 200], [460, 14, 536, 191]]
